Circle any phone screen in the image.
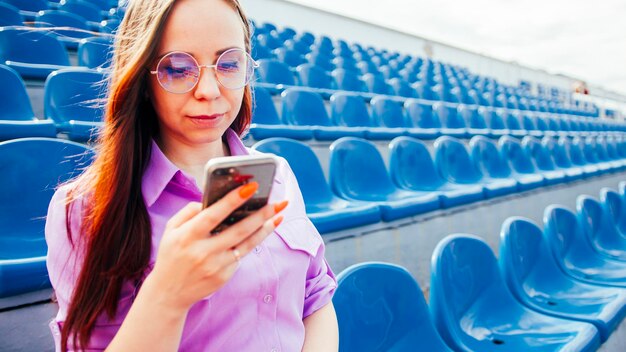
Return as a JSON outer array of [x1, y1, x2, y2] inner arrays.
[[203, 161, 276, 234]]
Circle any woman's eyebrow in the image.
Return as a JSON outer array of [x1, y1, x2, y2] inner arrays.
[[154, 46, 245, 61]]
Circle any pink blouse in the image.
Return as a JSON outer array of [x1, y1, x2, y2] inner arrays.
[[45, 129, 337, 351]]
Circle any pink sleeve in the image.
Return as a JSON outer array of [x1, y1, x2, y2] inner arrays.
[[302, 235, 337, 318]]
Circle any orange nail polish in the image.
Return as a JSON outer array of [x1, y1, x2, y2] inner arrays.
[[274, 200, 289, 213], [239, 182, 258, 198], [273, 215, 284, 227]]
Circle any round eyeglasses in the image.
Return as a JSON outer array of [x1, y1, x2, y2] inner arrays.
[[149, 48, 258, 94]]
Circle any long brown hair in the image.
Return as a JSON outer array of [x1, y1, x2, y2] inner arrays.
[[61, 0, 253, 350]]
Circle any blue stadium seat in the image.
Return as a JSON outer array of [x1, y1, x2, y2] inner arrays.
[[281, 88, 362, 140], [0, 27, 70, 80], [0, 64, 56, 140], [434, 136, 516, 198], [585, 136, 619, 172], [252, 138, 380, 234], [403, 99, 440, 139], [363, 73, 391, 95], [459, 105, 491, 136], [334, 262, 452, 352], [544, 205, 626, 288], [521, 113, 543, 137], [430, 234, 600, 352], [283, 38, 311, 56], [331, 68, 367, 93], [274, 47, 306, 68], [43, 68, 106, 142], [329, 92, 375, 137], [249, 86, 312, 140], [295, 63, 335, 98], [567, 137, 601, 176], [500, 217, 626, 342], [77, 36, 114, 69], [0, 138, 94, 298], [305, 51, 335, 72], [483, 109, 508, 137], [35, 10, 92, 50], [388, 77, 415, 98], [2, 0, 49, 21], [498, 136, 545, 187], [432, 102, 467, 138], [0, 2, 23, 26], [257, 33, 281, 50], [522, 136, 567, 184], [329, 137, 440, 221], [543, 137, 585, 180], [250, 42, 273, 61], [369, 96, 409, 138], [59, 0, 103, 26], [255, 59, 296, 94], [577, 194, 626, 261], [469, 136, 535, 192], [389, 136, 483, 208]]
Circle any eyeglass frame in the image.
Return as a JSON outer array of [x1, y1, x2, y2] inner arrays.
[[148, 47, 259, 94]]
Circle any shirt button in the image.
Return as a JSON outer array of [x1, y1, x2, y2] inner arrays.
[[254, 246, 262, 254], [263, 294, 273, 304], [270, 349, 278, 352]]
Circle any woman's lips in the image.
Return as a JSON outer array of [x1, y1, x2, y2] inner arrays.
[[188, 114, 224, 127]]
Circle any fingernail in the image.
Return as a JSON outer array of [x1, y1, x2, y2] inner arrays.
[[273, 215, 284, 227], [239, 182, 258, 198], [274, 200, 289, 213]]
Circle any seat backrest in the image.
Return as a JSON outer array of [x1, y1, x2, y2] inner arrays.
[[595, 137, 610, 161], [274, 47, 305, 68], [576, 195, 620, 250], [59, 0, 102, 22], [77, 36, 114, 69], [404, 99, 439, 129], [535, 115, 549, 132], [257, 59, 296, 86], [433, 102, 466, 129], [296, 63, 333, 89], [565, 137, 587, 165], [469, 136, 512, 178], [389, 136, 445, 190], [370, 96, 406, 128], [543, 205, 588, 271], [0, 64, 34, 121], [483, 109, 506, 130], [521, 113, 537, 131], [499, 136, 536, 174], [329, 137, 398, 199], [281, 88, 330, 126], [44, 68, 106, 125], [252, 138, 335, 206], [504, 111, 522, 131], [335, 262, 450, 352], [388, 77, 415, 98], [251, 86, 281, 125], [331, 68, 366, 92], [0, 2, 23, 26], [0, 138, 93, 257], [522, 136, 555, 171], [35, 10, 90, 38], [0, 27, 70, 66], [430, 234, 512, 351], [330, 92, 372, 127], [459, 105, 486, 129], [543, 137, 572, 168], [434, 136, 482, 184], [3, 0, 49, 12], [601, 187, 626, 235], [363, 73, 390, 95]]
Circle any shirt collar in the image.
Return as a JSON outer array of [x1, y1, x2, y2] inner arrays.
[[142, 128, 250, 207]]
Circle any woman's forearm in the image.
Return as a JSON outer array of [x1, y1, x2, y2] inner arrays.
[[302, 302, 339, 352], [105, 275, 189, 352]]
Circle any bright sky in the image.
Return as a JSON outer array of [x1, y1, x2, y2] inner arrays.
[[289, 0, 626, 97]]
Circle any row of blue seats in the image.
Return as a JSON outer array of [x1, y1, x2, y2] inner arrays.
[[252, 135, 626, 232], [249, 86, 623, 141], [333, 184, 626, 351], [3, 133, 625, 298], [0, 64, 104, 141], [0, 0, 122, 22]]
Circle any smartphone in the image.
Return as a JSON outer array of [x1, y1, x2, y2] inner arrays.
[[202, 154, 278, 234]]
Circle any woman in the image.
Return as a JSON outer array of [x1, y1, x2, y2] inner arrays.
[[45, 0, 339, 350]]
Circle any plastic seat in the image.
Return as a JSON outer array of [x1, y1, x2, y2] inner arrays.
[[329, 137, 440, 221], [434, 136, 515, 198], [430, 234, 600, 352], [389, 136, 483, 208], [255, 59, 296, 94], [77, 36, 114, 69], [542, 137, 585, 180], [0, 138, 94, 298], [583, 137, 616, 173], [567, 137, 600, 176], [274, 47, 306, 68], [500, 217, 626, 342], [59, 0, 103, 24], [521, 136, 567, 184], [498, 136, 545, 187], [469, 136, 532, 192], [484, 109, 509, 136], [595, 137, 623, 171], [2, 0, 48, 21], [334, 262, 452, 352], [543, 205, 626, 288], [305, 51, 335, 72], [249, 86, 312, 140], [369, 96, 409, 139], [577, 194, 626, 261], [0, 65, 56, 140], [0, 27, 70, 80], [432, 102, 468, 138], [459, 105, 491, 136], [281, 88, 362, 140], [521, 113, 543, 137], [0, 2, 23, 26], [363, 73, 391, 95], [331, 68, 367, 93], [43, 68, 106, 142], [35, 10, 91, 50], [502, 111, 526, 137], [388, 77, 415, 98], [295, 63, 335, 98], [252, 138, 380, 234], [329, 92, 374, 137], [403, 99, 440, 139]]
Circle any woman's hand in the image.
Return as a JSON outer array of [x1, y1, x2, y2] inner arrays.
[[145, 181, 287, 314]]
